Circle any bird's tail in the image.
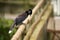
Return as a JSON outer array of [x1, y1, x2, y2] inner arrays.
[[9, 22, 15, 33]]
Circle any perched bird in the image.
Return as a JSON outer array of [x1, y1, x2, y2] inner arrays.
[[9, 9, 32, 33]]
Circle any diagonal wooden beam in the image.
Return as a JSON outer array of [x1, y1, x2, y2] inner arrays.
[[23, 2, 50, 40], [11, 0, 44, 40], [30, 5, 53, 40]]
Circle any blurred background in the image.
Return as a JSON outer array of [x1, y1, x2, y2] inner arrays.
[[0, 0, 38, 40], [0, 0, 60, 40]]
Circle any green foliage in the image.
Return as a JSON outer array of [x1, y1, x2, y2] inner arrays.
[[0, 18, 16, 40]]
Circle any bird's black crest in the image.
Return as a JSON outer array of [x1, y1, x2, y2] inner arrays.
[[26, 9, 32, 15]]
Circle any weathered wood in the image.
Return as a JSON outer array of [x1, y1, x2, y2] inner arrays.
[[30, 0, 44, 21], [30, 5, 53, 40], [47, 17, 55, 32], [47, 17, 60, 40], [47, 17, 55, 40], [47, 17, 60, 33], [11, 0, 44, 40], [23, 2, 50, 40]]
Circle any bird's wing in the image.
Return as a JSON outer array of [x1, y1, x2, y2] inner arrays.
[[15, 13, 28, 25]]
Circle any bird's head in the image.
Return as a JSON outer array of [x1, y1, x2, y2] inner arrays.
[[26, 9, 32, 15]]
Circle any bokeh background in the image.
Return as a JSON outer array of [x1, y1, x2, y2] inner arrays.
[[0, 0, 38, 40]]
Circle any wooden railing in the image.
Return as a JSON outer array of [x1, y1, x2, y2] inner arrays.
[[11, 0, 54, 40]]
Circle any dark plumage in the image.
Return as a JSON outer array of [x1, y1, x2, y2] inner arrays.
[[9, 9, 32, 33]]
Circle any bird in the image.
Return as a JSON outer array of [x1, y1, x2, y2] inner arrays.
[[9, 9, 32, 33]]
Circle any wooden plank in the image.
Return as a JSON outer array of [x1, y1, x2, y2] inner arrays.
[[54, 17, 60, 32], [47, 17, 60, 33], [30, 5, 53, 40], [47, 17, 55, 32], [47, 16, 55, 40]]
